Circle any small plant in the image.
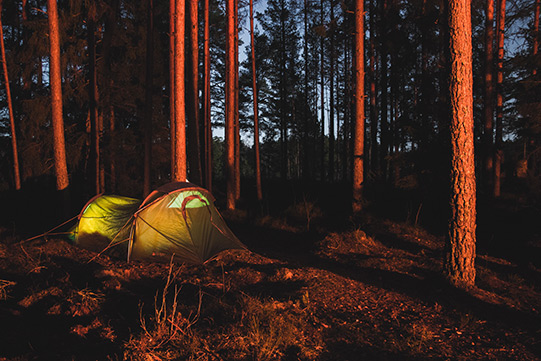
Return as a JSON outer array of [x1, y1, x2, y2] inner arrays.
[[241, 295, 303, 361], [124, 260, 201, 360], [0, 279, 16, 300], [69, 288, 104, 316], [285, 196, 323, 231]]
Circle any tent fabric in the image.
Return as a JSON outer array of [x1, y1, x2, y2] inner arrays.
[[73, 194, 142, 255], [73, 183, 245, 264]]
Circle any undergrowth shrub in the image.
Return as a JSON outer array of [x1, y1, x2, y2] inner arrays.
[[123, 262, 202, 360], [239, 295, 306, 361]]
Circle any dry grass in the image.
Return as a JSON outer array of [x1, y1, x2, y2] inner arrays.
[[0, 279, 16, 300], [124, 261, 202, 361]]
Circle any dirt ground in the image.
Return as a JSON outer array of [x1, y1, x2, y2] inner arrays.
[[0, 208, 540, 360]]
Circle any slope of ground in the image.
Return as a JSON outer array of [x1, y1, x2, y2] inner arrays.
[[0, 211, 540, 360]]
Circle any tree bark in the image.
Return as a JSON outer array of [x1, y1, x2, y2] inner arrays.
[[445, 0, 476, 289], [369, 0, 378, 173], [352, 0, 365, 214], [493, 0, 506, 198], [226, 0, 236, 209], [88, 3, 102, 195], [320, 0, 326, 181], [173, 0, 187, 182], [483, 0, 495, 192], [186, 0, 202, 186], [0, 0, 21, 190], [234, 0, 241, 199], [533, 0, 540, 76], [203, 0, 212, 192], [250, 0, 263, 201], [379, 0, 389, 179], [143, 0, 154, 196], [170, 0, 176, 179], [47, 0, 69, 191], [329, 0, 335, 182]]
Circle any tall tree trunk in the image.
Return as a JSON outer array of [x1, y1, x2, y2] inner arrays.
[[143, 0, 154, 196], [226, 0, 236, 209], [493, 0, 506, 198], [279, 0, 288, 181], [320, 0, 326, 181], [369, 0, 378, 173], [102, 0, 120, 193], [47, 0, 69, 191], [170, 0, 176, 179], [420, 0, 429, 151], [173, 0, 187, 182], [353, 0, 365, 213], [445, 0, 476, 289], [186, 0, 202, 185], [0, 0, 21, 190], [303, 0, 310, 180], [534, 0, 540, 76], [88, 3, 102, 195], [234, 0, 241, 199], [250, 0, 262, 201], [203, 0, 212, 191], [379, 0, 389, 179], [329, 0, 335, 182], [483, 0, 495, 193]]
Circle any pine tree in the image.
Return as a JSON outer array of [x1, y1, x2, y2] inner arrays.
[[445, 0, 477, 288]]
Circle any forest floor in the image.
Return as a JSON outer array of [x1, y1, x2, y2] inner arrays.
[[0, 192, 540, 360]]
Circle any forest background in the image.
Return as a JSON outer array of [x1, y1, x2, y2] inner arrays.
[[0, 0, 539, 280]]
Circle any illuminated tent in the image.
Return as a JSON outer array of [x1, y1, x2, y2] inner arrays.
[[72, 182, 245, 263]]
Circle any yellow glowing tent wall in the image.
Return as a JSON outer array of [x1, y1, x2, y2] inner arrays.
[[74, 182, 246, 263]]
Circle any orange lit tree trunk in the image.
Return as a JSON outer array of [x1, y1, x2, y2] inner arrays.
[[493, 0, 506, 198], [173, 0, 187, 181], [203, 0, 212, 191], [186, 0, 202, 185], [445, 0, 476, 288], [352, 0, 365, 213], [47, 0, 69, 191], [0, 0, 21, 190], [250, 0, 262, 201], [226, 0, 236, 209], [483, 0, 494, 192], [143, 0, 154, 196]]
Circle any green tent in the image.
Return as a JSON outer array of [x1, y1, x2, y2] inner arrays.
[[73, 182, 246, 263]]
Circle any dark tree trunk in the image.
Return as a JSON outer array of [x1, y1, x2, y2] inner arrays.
[[493, 0, 506, 198], [0, 0, 21, 190], [369, 0, 378, 173], [329, 0, 335, 182], [483, 0, 495, 193], [88, 3, 103, 195], [143, 0, 154, 196], [250, 0, 262, 201], [203, 0, 212, 192], [226, 0, 236, 209]]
